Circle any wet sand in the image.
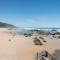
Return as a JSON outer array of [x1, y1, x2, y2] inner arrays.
[[0, 28, 60, 60]]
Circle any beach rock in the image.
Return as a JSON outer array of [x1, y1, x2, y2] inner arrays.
[[33, 37, 43, 45]]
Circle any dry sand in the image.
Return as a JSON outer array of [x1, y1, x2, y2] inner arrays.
[[0, 28, 60, 60]]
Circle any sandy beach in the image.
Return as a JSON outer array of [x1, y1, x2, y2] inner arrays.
[[0, 28, 60, 60]]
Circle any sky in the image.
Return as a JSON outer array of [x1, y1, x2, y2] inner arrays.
[[0, 0, 60, 28]]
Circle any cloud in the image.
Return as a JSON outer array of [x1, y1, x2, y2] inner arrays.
[[22, 16, 48, 27]]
